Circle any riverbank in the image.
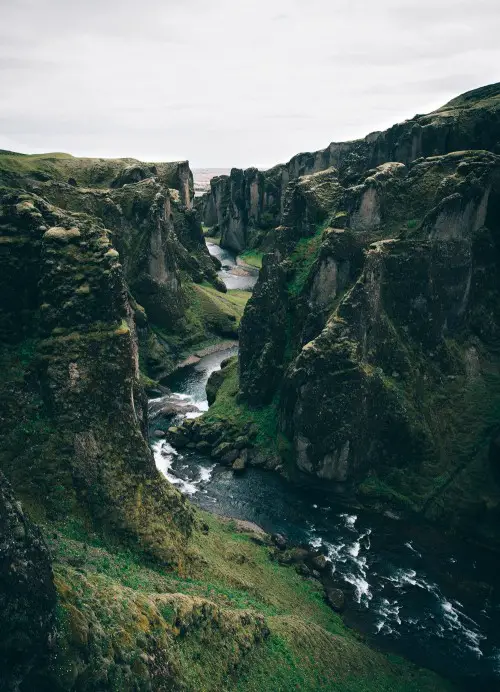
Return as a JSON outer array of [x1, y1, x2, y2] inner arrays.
[[149, 348, 500, 690], [176, 340, 238, 369]]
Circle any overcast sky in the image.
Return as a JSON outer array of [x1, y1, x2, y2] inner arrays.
[[1, 0, 499, 168]]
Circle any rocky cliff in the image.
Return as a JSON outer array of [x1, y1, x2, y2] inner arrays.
[[0, 471, 56, 691], [0, 152, 450, 691], [0, 152, 245, 381], [199, 82, 500, 254], [233, 86, 500, 547], [0, 187, 194, 557]]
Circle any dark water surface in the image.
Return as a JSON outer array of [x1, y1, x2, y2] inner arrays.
[[149, 348, 500, 691]]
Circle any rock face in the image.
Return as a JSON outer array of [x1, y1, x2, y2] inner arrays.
[[0, 153, 194, 208], [199, 82, 500, 253], [0, 186, 194, 562], [236, 83, 500, 547], [0, 152, 233, 380], [0, 471, 56, 691]]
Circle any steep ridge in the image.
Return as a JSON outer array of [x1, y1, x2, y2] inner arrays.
[[0, 153, 452, 690], [183, 84, 500, 550], [0, 152, 246, 381], [198, 82, 500, 253]]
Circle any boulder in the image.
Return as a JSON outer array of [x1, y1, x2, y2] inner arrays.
[[221, 449, 239, 465], [234, 435, 250, 450], [211, 442, 234, 459], [232, 457, 246, 473], [272, 533, 287, 550], [310, 554, 329, 572], [324, 586, 345, 613]]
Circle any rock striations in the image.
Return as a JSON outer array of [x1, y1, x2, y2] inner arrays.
[[1, 86, 494, 691], [198, 82, 500, 253], [229, 83, 500, 547]]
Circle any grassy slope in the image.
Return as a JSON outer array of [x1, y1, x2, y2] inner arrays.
[[151, 284, 251, 364], [239, 250, 264, 269], [0, 150, 183, 189], [202, 358, 279, 454], [44, 511, 453, 691]]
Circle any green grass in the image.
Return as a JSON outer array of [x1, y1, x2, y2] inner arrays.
[[287, 224, 326, 296], [150, 284, 251, 366], [239, 249, 264, 269], [41, 510, 454, 691], [188, 283, 251, 334], [202, 358, 279, 452]]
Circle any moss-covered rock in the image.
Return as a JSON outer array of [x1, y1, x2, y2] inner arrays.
[[0, 189, 193, 563], [0, 471, 56, 691], [235, 146, 500, 546], [198, 82, 500, 256]]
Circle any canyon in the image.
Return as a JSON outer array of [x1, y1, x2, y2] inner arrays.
[[1, 81, 500, 692]]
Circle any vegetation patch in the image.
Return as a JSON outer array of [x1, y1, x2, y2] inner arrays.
[[287, 224, 327, 297], [202, 358, 279, 453], [239, 249, 264, 269]]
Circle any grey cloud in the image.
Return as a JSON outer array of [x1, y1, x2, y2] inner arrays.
[[0, 57, 57, 70], [0, 0, 498, 167]]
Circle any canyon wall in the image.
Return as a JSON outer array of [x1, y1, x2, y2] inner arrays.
[[199, 82, 500, 253], [0, 151, 448, 692], [196, 83, 500, 547]]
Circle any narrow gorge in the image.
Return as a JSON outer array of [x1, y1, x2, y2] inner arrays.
[[1, 81, 500, 692]]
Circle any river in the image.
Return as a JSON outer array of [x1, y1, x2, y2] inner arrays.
[[205, 241, 259, 290], [148, 244, 500, 690]]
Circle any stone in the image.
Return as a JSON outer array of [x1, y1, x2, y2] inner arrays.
[[195, 440, 212, 454], [154, 430, 166, 438], [220, 449, 239, 465], [232, 457, 246, 473], [234, 435, 250, 450], [272, 533, 287, 550], [310, 554, 328, 571], [325, 587, 345, 613], [211, 442, 234, 459], [296, 563, 311, 577]]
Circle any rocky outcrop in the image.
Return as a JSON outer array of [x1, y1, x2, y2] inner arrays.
[[0, 189, 194, 561], [0, 152, 194, 208], [0, 151, 231, 380], [199, 82, 500, 253], [237, 144, 500, 546], [0, 472, 56, 691]]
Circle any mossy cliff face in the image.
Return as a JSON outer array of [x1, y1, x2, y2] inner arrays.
[[238, 147, 500, 546], [197, 166, 283, 252], [0, 151, 237, 380], [199, 82, 500, 253], [0, 471, 56, 691], [0, 189, 193, 560], [0, 152, 194, 208]]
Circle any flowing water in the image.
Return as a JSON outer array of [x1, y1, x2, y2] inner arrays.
[[205, 241, 259, 290], [149, 348, 500, 690], [148, 244, 500, 689]]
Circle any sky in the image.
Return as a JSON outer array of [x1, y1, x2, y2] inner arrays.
[[1, 0, 499, 168]]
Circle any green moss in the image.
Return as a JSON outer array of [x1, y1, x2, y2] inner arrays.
[[239, 249, 264, 269], [203, 358, 278, 453], [287, 224, 326, 297], [39, 510, 453, 691]]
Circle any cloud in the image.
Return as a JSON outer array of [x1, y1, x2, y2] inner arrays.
[[0, 0, 498, 167]]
